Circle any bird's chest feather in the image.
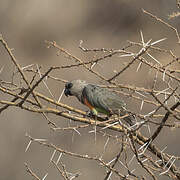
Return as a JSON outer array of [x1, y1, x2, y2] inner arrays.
[[83, 97, 98, 115]]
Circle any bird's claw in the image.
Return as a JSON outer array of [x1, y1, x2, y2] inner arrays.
[[86, 110, 95, 118], [85, 111, 108, 122]]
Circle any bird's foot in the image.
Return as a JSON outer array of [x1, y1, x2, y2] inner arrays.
[[85, 111, 107, 121], [86, 110, 95, 117]]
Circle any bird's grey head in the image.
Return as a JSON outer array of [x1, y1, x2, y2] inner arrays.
[[64, 80, 87, 101]]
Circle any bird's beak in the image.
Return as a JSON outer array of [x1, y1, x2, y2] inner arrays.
[[64, 88, 70, 97]]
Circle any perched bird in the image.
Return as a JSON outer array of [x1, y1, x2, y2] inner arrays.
[[64, 80, 134, 125]]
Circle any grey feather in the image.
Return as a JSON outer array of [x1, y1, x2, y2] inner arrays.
[[64, 80, 134, 125]]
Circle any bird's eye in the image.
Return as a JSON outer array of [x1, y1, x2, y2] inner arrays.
[[66, 82, 73, 89]]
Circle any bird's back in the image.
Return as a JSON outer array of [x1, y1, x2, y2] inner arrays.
[[82, 84, 126, 114]]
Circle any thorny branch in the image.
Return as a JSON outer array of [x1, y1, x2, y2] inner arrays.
[[24, 163, 41, 180], [1, 11, 180, 179]]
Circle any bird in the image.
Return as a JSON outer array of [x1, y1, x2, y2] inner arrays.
[[64, 80, 134, 125]]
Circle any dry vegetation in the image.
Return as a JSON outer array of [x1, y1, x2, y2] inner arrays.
[[0, 5, 180, 180]]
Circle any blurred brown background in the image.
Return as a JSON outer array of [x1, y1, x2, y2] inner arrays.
[[0, 0, 179, 179]]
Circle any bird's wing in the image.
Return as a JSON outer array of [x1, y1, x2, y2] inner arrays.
[[82, 84, 126, 114]]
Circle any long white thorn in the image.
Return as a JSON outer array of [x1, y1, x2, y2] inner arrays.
[[151, 38, 167, 46]]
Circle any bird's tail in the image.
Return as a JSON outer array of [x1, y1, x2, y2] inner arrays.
[[117, 110, 135, 126], [109, 110, 136, 126], [123, 114, 135, 126]]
